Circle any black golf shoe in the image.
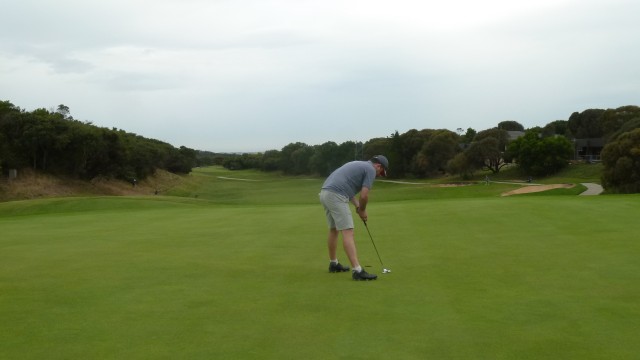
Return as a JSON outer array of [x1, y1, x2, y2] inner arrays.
[[352, 269, 377, 281], [329, 262, 350, 273]]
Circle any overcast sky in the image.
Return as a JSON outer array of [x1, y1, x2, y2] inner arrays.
[[2, 0, 639, 152]]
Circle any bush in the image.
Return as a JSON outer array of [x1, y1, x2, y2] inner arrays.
[[601, 128, 640, 193]]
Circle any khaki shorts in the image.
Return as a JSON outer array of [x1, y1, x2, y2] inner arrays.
[[319, 190, 354, 230]]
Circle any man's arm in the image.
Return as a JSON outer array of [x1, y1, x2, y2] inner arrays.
[[358, 187, 370, 211], [356, 187, 370, 222]]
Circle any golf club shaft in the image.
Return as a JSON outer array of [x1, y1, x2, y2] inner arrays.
[[363, 220, 384, 267]]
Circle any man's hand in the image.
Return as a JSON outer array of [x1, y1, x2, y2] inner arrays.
[[357, 207, 368, 222]]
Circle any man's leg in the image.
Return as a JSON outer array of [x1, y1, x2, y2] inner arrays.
[[328, 228, 350, 272], [327, 228, 339, 261], [341, 228, 360, 269], [343, 228, 377, 280]]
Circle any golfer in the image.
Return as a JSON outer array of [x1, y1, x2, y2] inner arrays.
[[319, 155, 389, 281]]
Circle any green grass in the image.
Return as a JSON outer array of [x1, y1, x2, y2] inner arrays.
[[166, 167, 324, 205], [1, 166, 639, 359]]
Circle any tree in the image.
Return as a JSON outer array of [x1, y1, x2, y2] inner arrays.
[[600, 105, 640, 137], [447, 152, 474, 179], [608, 117, 640, 142], [331, 141, 361, 169], [0, 130, 6, 173], [509, 130, 573, 176], [462, 128, 477, 145], [0, 101, 22, 171], [280, 142, 312, 175], [227, 153, 262, 171], [568, 109, 605, 138], [465, 128, 510, 173], [0, 100, 199, 179], [22, 109, 59, 170], [56, 104, 71, 119], [58, 120, 100, 177], [308, 142, 337, 176], [166, 146, 197, 174], [498, 120, 524, 131], [260, 150, 281, 172], [601, 128, 640, 193], [196, 151, 230, 167], [363, 137, 390, 160], [290, 145, 314, 175], [418, 130, 460, 176], [475, 128, 509, 149], [371, 129, 430, 178], [542, 120, 572, 138], [384, 131, 404, 178], [465, 137, 505, 173]]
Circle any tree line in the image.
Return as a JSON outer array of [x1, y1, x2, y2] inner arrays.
[[222, 105, 640, 193], [221, 126, 574, 178], [2, 100, 639, 193], [0, 101, 197, 182]]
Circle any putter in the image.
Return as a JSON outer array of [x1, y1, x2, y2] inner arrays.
[[363, 220, 391, 274]]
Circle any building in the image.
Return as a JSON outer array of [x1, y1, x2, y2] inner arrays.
[[573, 138, 605, 162]]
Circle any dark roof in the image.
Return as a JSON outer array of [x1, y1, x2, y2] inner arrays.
[[574, 138, 605, 147], [507, 131, 525, 140]]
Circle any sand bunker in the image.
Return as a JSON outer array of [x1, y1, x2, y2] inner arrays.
[[501, 183, 575, 196]]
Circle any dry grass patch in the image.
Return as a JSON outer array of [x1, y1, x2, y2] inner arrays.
[[0, 169, 185, 202]]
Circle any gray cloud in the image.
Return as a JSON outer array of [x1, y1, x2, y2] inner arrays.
[[2, 0, 640, 152]]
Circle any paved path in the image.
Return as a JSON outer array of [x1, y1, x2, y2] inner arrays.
[[580, 183, 603, 195]]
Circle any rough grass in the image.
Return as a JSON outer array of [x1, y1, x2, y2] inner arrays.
[[1, 166, 638, 359], [0, 169, 182, 202]]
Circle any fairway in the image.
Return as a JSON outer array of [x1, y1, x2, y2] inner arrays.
[[1, 167, 639, 359]]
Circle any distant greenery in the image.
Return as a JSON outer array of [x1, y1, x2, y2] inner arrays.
[[3, 99, 640, 192], [0, 101, 196, 181], [221, 106, 640, 194]]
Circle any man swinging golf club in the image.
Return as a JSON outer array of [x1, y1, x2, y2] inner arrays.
[[319, 155, 389, 280]]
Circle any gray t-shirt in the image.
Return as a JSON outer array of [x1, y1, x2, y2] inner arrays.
[[321, 161, 376, 199]]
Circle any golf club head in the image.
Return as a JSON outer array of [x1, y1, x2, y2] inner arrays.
[[383, 268, 391, 274]]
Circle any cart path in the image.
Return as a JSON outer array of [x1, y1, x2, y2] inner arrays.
[[579, 183, 604, 195]]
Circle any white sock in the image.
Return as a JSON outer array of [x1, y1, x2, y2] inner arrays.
[[353, 266, 362, 272], [330, 259, 338, 264]]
